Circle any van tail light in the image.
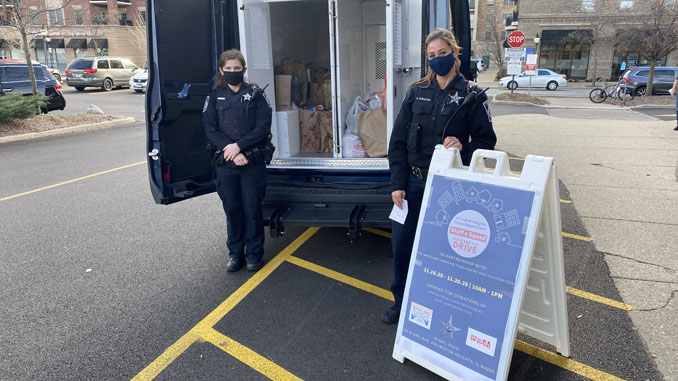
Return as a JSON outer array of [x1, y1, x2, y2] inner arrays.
[[83, 68, 98, 74], [54, 84, 62, 89], [625, 78, 632, 83], [162, 164, 169, 182], [65, 69, 71, 74]]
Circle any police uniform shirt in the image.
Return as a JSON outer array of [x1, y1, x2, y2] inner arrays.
[[388, 73, 496, 192], [202, 82, 272, 153]]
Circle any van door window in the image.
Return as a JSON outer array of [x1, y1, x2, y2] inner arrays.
[[110, 59, 123, 69], [97, 60, 110, 69]]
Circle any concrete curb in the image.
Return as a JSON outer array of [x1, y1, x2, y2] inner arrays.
[[0, 116, 136, 144], [491, 95, 675, 111]]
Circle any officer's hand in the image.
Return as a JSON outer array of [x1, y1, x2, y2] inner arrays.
[[223, 143, 241, 161], [392, 190, 406, 210], [443, 136, 463, 151], [233, 153, 249, 166]]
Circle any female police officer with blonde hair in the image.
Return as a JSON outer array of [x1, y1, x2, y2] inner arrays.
[[383, 29, 496, 323], [203, 49, 272, 273]]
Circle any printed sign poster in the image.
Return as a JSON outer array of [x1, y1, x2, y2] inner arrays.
[[401, 175, 535, 380]]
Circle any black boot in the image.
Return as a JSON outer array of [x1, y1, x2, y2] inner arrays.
[[381, 305, 401, 324]]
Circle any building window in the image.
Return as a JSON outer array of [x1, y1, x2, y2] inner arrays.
[[502, 13, 512, 25], [139, 10, 146, 22], [119, 12, 131, 26], [582, 0, 594, 10], [95, 12, 108, 25], [487, 0, 494, 5], [485, 31, 492, 41], [74, 7, 83, 25], [30, 8, 40, 26], [469, 0, 476, 9], [501, 31, 507, 40], [485, 13, 493, 23], [620, 0, 634, 8], [49, 9, 64, 25], [664, 0, 675, 5], [504, 0, 517, 5]]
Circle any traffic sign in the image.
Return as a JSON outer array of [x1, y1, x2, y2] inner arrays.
[[507, 31, 526, 48], [525, 54, 537, 76]]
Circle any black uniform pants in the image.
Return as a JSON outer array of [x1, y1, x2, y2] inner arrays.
[[214, 162, 267, 263], [390, 173, 426, 309]]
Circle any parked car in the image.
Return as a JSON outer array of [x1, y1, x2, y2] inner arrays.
[[472, 59, 487, 72], [65, 57, 141, 91], [622, 66, 678, 96], [48, 67, 62, 82], [0, 59, 66, 112], [498, 69, 567, 91], [129, 70, 148, 92]]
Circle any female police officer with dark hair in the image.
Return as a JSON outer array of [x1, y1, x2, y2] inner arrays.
[[382, 29, 497, 323], [203, 49, 272, 272]]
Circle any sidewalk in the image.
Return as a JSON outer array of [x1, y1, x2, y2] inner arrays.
[[493, 110, 678, 379]]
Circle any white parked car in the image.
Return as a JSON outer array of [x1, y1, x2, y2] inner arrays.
[[472, 59, 487, 72], [129, 70, 148, 92], [498, 69, 567, 91]]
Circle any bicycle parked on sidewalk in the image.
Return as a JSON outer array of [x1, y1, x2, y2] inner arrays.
[[589, 77, 634, 105]]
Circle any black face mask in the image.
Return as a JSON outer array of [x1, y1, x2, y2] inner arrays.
[[222, 70, 244, 86]]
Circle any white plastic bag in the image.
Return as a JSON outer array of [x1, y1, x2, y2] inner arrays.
[[342, 132, 367, 158], [345, 96, 370, 134]]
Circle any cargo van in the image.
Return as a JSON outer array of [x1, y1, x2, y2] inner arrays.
[[146, 0, 472, 240]]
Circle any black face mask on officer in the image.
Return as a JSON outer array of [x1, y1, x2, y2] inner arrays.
[[221, 70, 244, 86]]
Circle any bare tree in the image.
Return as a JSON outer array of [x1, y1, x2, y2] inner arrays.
[[478, 6, 507, 80], [3, 0, 73, 95], [616, 0, 678, 95], [128, 9, 146, 53]]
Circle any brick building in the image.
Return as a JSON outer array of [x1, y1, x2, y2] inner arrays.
[[471, 0, 518, 67], [0, 0, 146, 72], [472, 0, 678, 80]]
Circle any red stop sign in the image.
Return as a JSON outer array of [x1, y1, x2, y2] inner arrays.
[[507, 31, 526, 48]]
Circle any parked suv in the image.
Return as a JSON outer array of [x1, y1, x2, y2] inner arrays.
[[0, 59, 66, 112], [65, 57, 141, 91], [622, 66, 678, 96]]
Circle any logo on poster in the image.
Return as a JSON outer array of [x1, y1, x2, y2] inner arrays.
[[466, 327, 497, 357], [409, 302, 433, 330], [447, 210, 490, 258]]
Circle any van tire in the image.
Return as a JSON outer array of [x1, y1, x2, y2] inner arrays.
[[102, 78, 113, 91], [75, 87, 85, 91]]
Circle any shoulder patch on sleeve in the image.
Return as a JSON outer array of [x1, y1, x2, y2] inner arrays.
[[261, 91, 271, 108], [203, 96, 210, 113], [482, 100, 492, 122]]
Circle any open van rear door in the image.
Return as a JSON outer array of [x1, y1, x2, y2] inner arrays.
[[145, 0, 239, 204]]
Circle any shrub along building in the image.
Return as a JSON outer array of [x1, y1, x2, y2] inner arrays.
[[472, 0, 678, 80], [0, 0, 146, 72]]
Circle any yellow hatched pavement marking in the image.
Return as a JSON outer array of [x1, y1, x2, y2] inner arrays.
[[566, 286, 633, 311], [562, 232, 593, 242], [202, 328, 302, 380], [132, 227, 320, 381], [286, 256, 394, 302], [0, 161, 146, 202], [294, 257, 626, 381], [560, 199, 572, 204], [514, 341, 625, 381], [363, 228, 631, 310]]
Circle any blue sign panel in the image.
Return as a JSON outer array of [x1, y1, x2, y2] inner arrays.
[[401, 175, 535, 379]]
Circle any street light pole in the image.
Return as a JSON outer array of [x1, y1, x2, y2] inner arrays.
[[534, 33, 541, 69]]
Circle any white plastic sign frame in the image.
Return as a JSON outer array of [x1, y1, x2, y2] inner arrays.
[[392, 146, 567, 380]]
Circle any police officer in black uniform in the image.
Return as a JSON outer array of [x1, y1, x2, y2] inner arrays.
[[203, 49, 272, 272], [383, 29, 497, 323]]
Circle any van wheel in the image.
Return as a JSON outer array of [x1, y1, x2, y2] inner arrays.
[[102, 78, 113, 91], [547, 81, 559, 91], [507, 80, 518, 90], [75, 87, 85, 91]]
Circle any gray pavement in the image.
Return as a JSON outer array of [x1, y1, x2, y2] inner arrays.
[[493, 106, 678, 380]]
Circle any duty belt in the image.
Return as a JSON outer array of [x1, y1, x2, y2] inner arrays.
[[410, 165, 428, 180]]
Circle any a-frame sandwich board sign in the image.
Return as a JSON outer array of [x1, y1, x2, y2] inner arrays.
[[392, 146, 570, 380]]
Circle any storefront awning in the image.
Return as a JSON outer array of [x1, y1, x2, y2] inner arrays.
[[48, 39, 65, 48], [66, 38, 87, 49], [541, 29, 593, 43], [87, 39, 108, 49]]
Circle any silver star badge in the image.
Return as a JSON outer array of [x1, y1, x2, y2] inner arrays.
[[449, 91, 461, 105], [242, 93, 252, 101], [440, 314, 462, 339]]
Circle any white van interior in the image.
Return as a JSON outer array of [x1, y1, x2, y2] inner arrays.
[[238, 0, 422, 168]]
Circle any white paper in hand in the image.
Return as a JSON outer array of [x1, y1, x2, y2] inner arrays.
[[389, 200, 408, 225]]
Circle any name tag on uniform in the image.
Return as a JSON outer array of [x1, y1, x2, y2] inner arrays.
[[217, 97, 226, 100]]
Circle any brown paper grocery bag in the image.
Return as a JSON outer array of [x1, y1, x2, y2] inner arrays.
[[275, 75, 292, 111], [299, 109, 321, 152], [319, 111, 334, 153], [357, 108, 387, 157]]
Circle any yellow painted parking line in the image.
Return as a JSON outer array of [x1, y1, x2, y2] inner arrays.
[[560, 199, 572, 204], [654, 114, 676, 117], [132, 227, 320, 381], [566, 286, 633, 311], [508, 156, 525, 160], [294, 257, 625, 380], [0, 161, 145, 202], [90, 89, 131, 95], [514, 340, 625, 381], [286, 255, 394, 302], [202, 328, 302, 380], [562, 232, 593, 242]]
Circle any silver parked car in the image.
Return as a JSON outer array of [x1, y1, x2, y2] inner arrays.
[[65, 57, 141, 91], [498, 69, 568, 91]]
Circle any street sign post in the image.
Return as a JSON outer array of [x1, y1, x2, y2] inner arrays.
[[504, 48, 525, 94], [526, 54, 537, 95]]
